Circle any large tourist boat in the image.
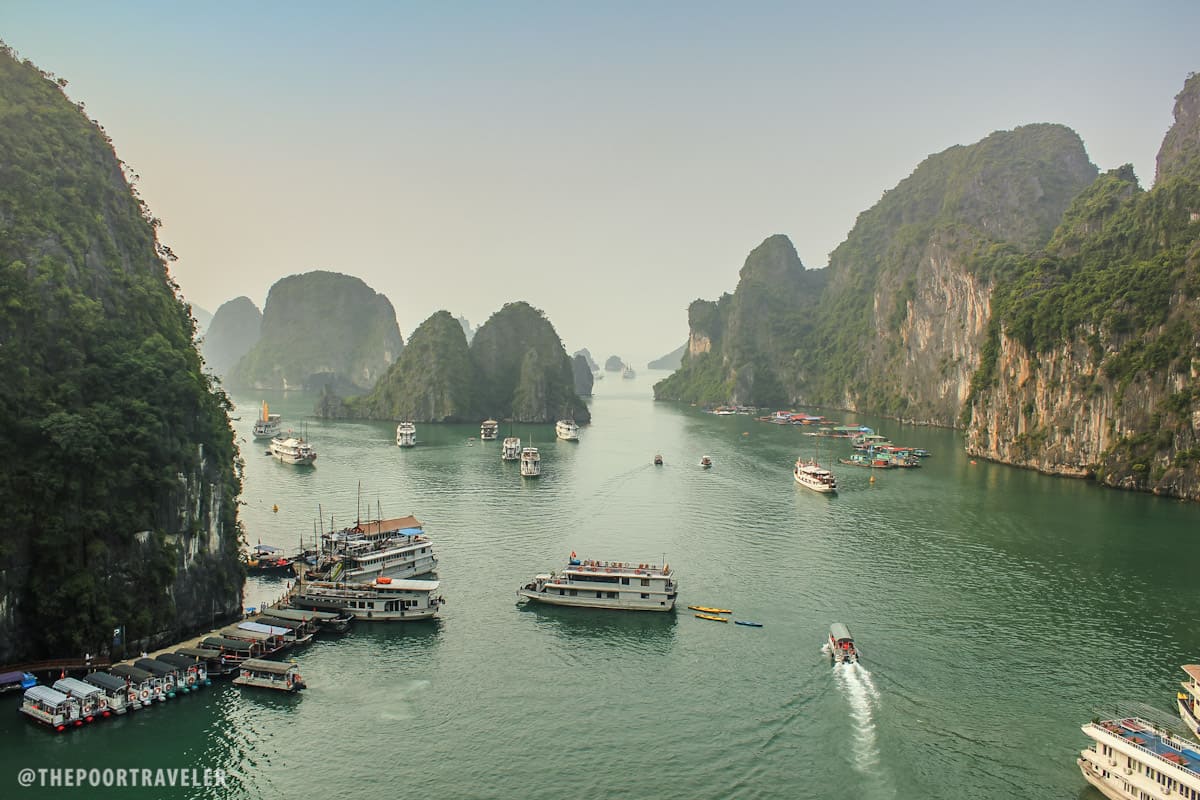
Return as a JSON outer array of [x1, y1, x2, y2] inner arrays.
[[20, 686, 80, 731], [233, 659, 306, 692], [1178, 664, 1200, 737], [520, 447, 541, 477], [252, 401, 282, 439], [502, 436, 521, 461], [517, 556, 678, 612], [292, 577, 444, 621], [396, 421, 417, 448], [829, 623, 858, 664], [480, 419, 499, 440], [794, 458, 838, 494], [305, 515, 436, 582], [1078, 712, 1200, 800], [555, 419, 580, 441], [270, 433, 317, 465]]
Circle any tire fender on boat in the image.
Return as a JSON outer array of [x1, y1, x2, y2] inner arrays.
[[140, 689, 149, 701]]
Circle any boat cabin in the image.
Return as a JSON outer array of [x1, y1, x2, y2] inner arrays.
[[257, 615, 317, 645], [155, 653, 208, 689], [82, 672, 130, 714], [109, 664, 160, 705], [174, 647, 226, 679], [233, 658, 306, 692], [220, 626, 285, 655], [237, 621, 293, 651], [21, 686, 80, 731], [52, 677, 107, 722], [134, 658, 182, 696], [829, 622, 858, 663], [201, 635, 264, 661]]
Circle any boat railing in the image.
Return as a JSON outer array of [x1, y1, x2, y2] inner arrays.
[[1088, 720, 1200, 780]]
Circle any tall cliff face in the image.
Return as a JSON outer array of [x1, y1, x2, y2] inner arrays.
[[0, 46, 242, 662], [964, 75, 1200, 499], [471, 302, 591, 423], [345, 310, 480, 422], [657, 125, 1097, 421], [573, 354, 594, 396], [201, 296, 262, 378], [229, 271, 404, 392]]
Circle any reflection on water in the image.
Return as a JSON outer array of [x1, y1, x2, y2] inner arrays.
[[517, 602, 678, 653]]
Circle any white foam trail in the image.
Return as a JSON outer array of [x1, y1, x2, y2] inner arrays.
[[834, 661, 880, 773]]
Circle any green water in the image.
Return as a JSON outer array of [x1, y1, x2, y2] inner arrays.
[[5, 372, 1200, 798]]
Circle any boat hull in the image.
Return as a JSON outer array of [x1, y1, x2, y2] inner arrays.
[[794, 472, 836, 493], [518, 589, 674, 612], [1179, 694, 1200, 738], [1077, 758, 1135, 800]]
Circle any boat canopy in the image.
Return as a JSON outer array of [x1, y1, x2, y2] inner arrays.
[[25, 685, 70, 706], [202, 636, 257, 651], [53, 677, 102, 698], [1183, 664, 1200, 683], [134, 658, 179, 677], [175, 648, 224, 661], [264, 608, 333, 622], [221, 627, 272, 642], [239, 621, 291, 636], [252, 543, 282, 554], [83, 672, 128, 693], [830, 622, 854, 643], [109, 664, 154, 682], [0, 670, 35, 688], [256, 616, 303, 630], [240, 658, 297, 675], [154, 653, 199, 671]]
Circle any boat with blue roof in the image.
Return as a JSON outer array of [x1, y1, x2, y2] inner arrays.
[[1079, 707, 1200, 799]]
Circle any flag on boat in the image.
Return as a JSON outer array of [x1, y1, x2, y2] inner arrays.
[[570, 551, 576, 558]]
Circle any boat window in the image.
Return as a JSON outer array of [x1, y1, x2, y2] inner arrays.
[[607, 592, 617, 598], [558, 589, 565, 595], [569, 590, 577, 597], [640, 579, 649, 586], [595, 592, 603, 598], [640, 593, 649, 599], [621, 578, 629, 585]]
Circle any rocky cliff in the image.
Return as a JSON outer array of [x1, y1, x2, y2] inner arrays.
[[0, 45, 242, 663], [964, 73, 1200, 499], [229, 271, 404, 392], [647, 343, 686, 370], [657, 124, 1098, 420], [201, 295, 262, 378], [573, 354, 594, 396], [344, 310, 480, 422]]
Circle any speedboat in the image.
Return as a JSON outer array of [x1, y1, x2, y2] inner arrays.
[[700, 455, 712, 469], [829, 622, 858, 664], [654, 454, 664, 466]]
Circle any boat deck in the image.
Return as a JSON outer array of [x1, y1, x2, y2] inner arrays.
[[1096, 718, 1200, 776]]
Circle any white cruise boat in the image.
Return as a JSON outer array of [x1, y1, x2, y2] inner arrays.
[[1178, 664, 1200, 737], [518, 556, 678, 611], [270, 434, 316, 465], [502, 437, 521, 461], [293, 577, 444, 621], [396, 421, 416, 448], [308, 516, 436, 582], [622, 364, 636, 379], [555, 419, 580, 441], [520, 447, 541, 477], [252, 401, 282, 439], [1078, 712, 1200, 800], [794, 458, 837, 494], [480, 419, 499, 440]]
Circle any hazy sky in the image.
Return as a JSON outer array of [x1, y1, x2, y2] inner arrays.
[[3, 2, 1198, 365]]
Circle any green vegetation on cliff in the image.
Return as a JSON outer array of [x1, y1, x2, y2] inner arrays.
[[346, 310, 479, 422], [230, 271, 404, 392], [0, 45, 242, 662]]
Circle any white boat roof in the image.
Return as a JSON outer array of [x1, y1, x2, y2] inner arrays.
[[564, 560, 671, 576], [374, 579, 440, 591], [54, 677, 102, 696], [25, 685, 71, 705]]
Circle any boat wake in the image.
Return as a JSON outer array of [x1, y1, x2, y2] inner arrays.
[[833, 660, 881, 774]]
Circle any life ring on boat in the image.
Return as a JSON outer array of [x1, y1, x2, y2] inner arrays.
[[185, 674, 196, 686], [139, 689, 150, 701], [98, 698, 107, 709], [376, 576, 392, 584], [241, 670, 250, 679]]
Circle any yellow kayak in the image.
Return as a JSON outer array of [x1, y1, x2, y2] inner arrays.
[[687, 605, 732, 614], [695, 613, 729, 622]]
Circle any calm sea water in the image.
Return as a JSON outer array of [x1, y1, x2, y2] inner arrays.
[[5, 371, 1199, 799]]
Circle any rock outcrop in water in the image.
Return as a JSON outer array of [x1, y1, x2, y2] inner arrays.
[[604, 355, 624, 371], [658, 75, 1200, 501], [229, 271, 404, 393], [647, 343, 686, 371], [201, 296, 262, 378], [574, 348, 599, 372], [0, 45, 243, 662], [320, 301, 590, 423], [573, 354, 594, 396]]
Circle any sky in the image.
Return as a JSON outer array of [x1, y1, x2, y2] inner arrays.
[[3, 1, 1199, 366]]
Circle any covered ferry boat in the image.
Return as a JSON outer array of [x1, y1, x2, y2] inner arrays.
[[233, 659, 306, 692], [794, 458, 837, 494], [1078, 709, 1200, 800], [81, 672, 130, 715], [292, 577, 444, 621], [109, 664, 163, 705], [829, 623, 858, 664], [396, 421, 417, 447], [555, 419, 580, 441], [480, 419, 499, 440], [252, 401, 282, 439], [156, 652, 212, 688], [518, 556, 678, 612], [52, 677, 108, 723], [20, 686, 80, 731]]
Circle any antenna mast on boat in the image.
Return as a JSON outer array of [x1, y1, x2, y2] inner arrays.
[[356, 481, 362, 526]]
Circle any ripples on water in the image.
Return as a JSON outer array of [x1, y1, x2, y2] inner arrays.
[[6, 376, 1200, 799]]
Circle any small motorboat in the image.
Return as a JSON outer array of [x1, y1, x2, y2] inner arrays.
[[687, 605, 732, 614], [700, 456, 713, 469], [829, 622, 859, 664], [695, 613, 728, 623], [654, 454, 664, 466]]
